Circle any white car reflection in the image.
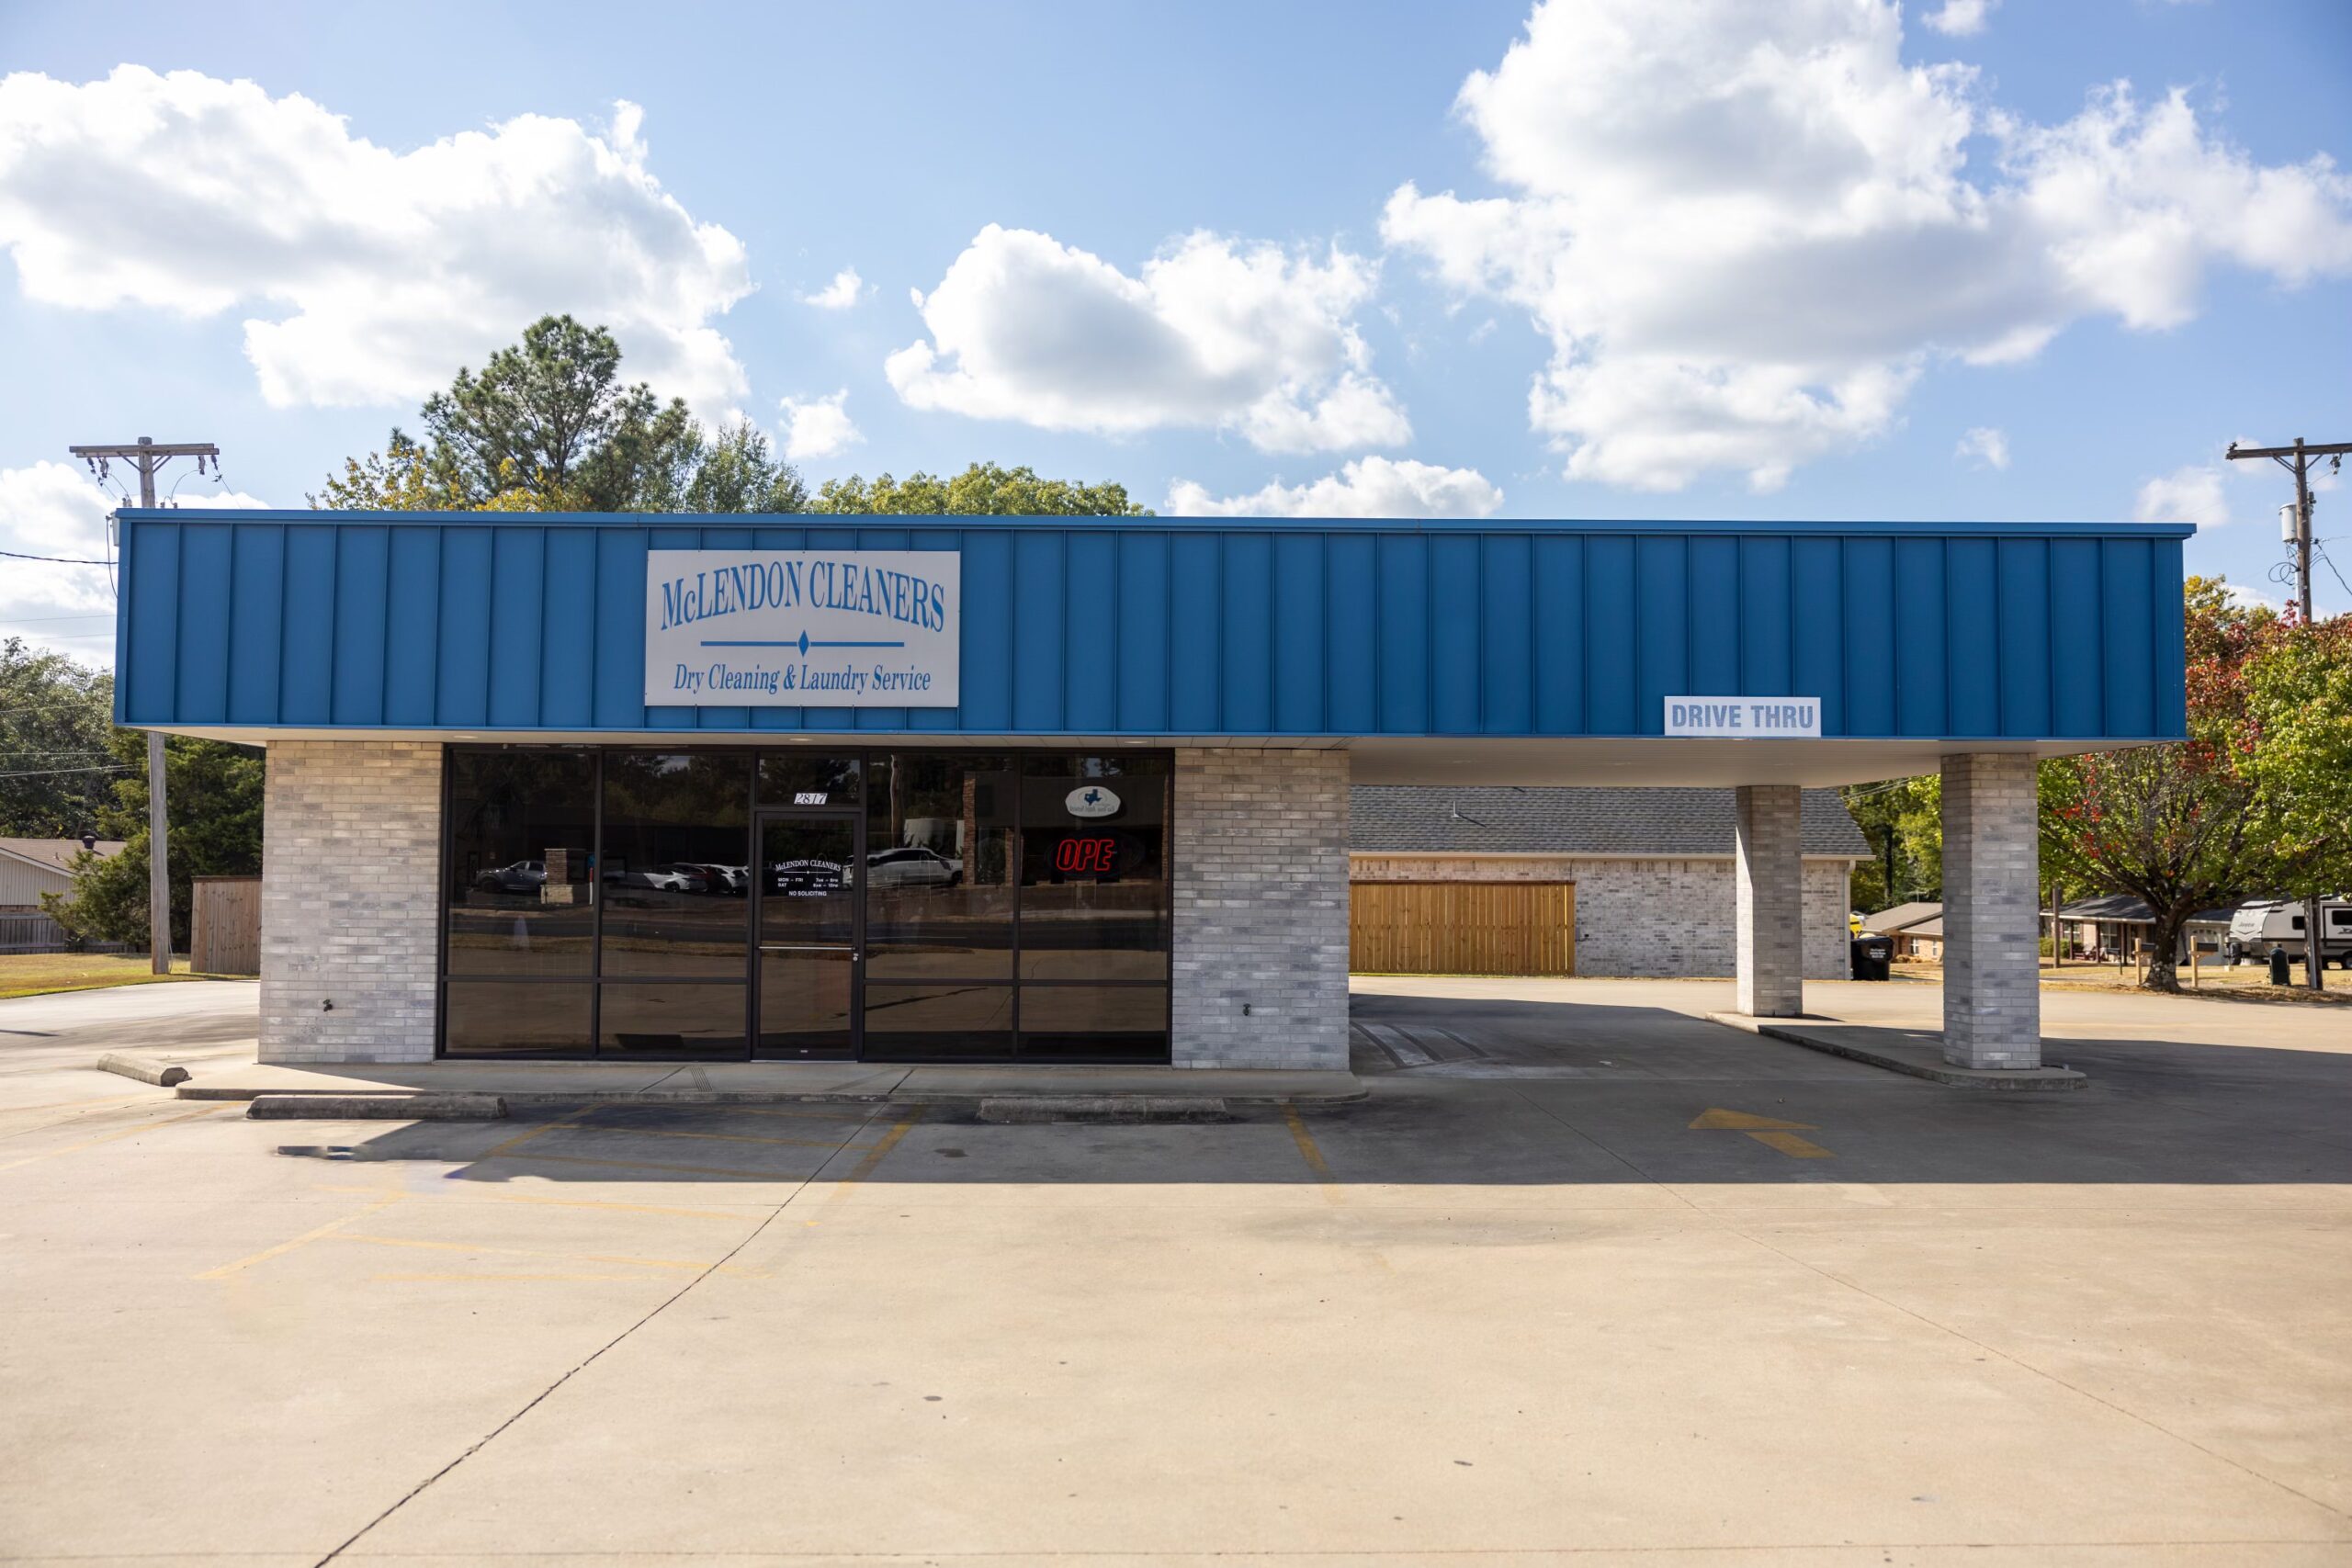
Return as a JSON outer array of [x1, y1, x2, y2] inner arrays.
[[866, 847, 962, 888]]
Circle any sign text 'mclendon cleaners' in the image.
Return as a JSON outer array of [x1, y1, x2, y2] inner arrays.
[[644, 550, 960, 707]]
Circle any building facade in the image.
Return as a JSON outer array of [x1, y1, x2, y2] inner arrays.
[[115, 510, 2192, 1074]]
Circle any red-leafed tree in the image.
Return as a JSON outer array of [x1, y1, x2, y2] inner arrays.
[[2038, 578, 2272, 991]]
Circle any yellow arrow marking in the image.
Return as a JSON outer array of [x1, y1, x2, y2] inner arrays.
[[1688, 1107, 1816, 1132], [1689, 1107, 1833, 1158], [1744, 1130, 1834, 1158]]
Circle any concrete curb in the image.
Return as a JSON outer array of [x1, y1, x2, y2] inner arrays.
[[184, 1080, 1368, 1111], [977, 1096, 1233, 1123], [1707, 1013, 2089, 1090], [96, 1053, 191, 1088], [245, 1092, 508, 1121]]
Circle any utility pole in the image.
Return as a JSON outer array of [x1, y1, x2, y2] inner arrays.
[[2223, 435, 2348, 992], [67, 437, 220, 976], [2225, 436, 2348, 624]]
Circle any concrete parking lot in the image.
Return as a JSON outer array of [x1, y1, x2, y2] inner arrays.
[[3, 977, 2348, 1565]]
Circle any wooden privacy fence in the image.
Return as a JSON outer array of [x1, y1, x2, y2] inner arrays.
[[191, 876, 261, 975], [1349, 881, 1576, 976]]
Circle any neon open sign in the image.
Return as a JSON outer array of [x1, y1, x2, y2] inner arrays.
[[1053, 836, 1120, 875]]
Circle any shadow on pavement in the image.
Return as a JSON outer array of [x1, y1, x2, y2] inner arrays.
[[289, 987, 2352, 1190]]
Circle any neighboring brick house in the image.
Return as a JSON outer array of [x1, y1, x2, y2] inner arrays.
[[1861, 900, 1944, 959], [1350, 787, 1869, 979]]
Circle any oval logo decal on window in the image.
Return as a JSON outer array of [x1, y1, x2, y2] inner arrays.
[[1066, 785, 1121, 818]]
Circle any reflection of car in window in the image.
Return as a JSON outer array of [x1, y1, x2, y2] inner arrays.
[[473, 859, 547, 894], [771, 859, 845, 897], [680, 863, 747, 896], [865, 846, 963, 887], [601, 863, 709, 894]]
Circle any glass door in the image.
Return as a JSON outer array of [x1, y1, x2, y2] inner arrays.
[[752, 814, 860, 1057]]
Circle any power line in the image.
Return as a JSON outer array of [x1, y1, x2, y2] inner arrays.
[[0, 549, 114, 565], [0, 763, 135, 780], [67, 435, 218, 976], [2314, 536, 2352, 604]]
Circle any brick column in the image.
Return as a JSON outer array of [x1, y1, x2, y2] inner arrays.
[[1734, 784, 1804, 1017], [260, 740, 443, 1065], [1941, 751, 2041, 1069], [1170, 747, 1350, 1070]]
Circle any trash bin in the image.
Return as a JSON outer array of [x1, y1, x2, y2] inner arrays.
[[2268, 944, 2292, 985], [1850, 935, 1893, 981]]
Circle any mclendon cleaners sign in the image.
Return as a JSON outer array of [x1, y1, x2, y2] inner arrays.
[[645, 550, 960, 707]]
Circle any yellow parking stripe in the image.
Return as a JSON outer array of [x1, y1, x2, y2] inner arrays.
[[329, 1232, 763, 1275], [1, 1104, 228, 1175], [1282, 1104, 1343, 1205], [197, 1193, 406, 1280]]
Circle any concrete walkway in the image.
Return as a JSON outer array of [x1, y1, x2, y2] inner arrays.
[[164, 1055, 1364, 1108]]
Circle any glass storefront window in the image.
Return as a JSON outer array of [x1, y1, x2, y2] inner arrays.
[[865, 753, 1015, 980], [444, 750, 597, 976], [600, 751, 752, 978], [861, 982, 1015, 1060], [598, 984, 748, 1055], [1017, 755, 1170, 981], [757, 751, 861, 808], [441, 746, 1174, 1062], [1015, 985, 1169, 1061], [446, 981, 592, 1057]]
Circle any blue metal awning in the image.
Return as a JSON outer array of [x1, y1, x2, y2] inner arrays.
[[114, 511, 2189, 750]]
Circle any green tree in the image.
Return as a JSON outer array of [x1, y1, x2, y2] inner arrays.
[[0, 638, 118, 839], [45, 730, 263, 953], [313, 315, 806, 515], [684, 421, 809, 513], [810, 461, 1148, 516], [2037, 577, 2271, 990], [1840, 774, 1940, 911], [2234, 610, 2352, 984]]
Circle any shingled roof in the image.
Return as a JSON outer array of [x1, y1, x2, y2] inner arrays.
[[1350, 787, 1870, 858]]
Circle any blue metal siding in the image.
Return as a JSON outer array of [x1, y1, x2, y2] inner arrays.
[[113, 512, 2194, 741]]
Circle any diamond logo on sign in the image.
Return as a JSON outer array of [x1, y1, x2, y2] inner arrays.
[[1664, 697, 1822, 738], [1067, 785, 1121, 818], [645, 550, 960, 707]]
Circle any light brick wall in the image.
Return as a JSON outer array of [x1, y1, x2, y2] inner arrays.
[[1940, 750, 2041, 1069], [1170, 747, 1351, 1070], [1735, 784, 1805, 1016], [1348, 853, 1856, 980], [260, 740, 442, 1064]]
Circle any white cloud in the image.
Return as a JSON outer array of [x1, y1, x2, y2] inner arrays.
[[1924, 0, 1996, 37], [1382, 0, 2352, 491], [0, 461, 266, 663], [2218, 580, 2282, 615], [886, 224, 1411, 453], [1955, 426, 2009, 468], [778, 389, 861, 462], [1166, 456, 1502, 518], [799, 266, 866, 310], [2133, 465, 2230, 526], [0, 67, 753, 415]]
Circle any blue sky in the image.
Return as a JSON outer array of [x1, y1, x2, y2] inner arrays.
[[2, 0, 2348, 666]]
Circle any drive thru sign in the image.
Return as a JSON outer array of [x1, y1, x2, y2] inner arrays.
[[1664, 698, 1822, 738]]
